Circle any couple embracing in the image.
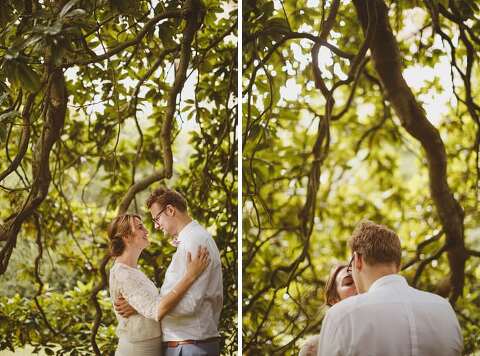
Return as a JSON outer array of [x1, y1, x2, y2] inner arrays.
[[107, 187, 222, 356], [301, 221, 463, 356]]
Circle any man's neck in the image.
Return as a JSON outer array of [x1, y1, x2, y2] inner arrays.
[[363, 265, 398, 292], [175, 215, 193, 237]]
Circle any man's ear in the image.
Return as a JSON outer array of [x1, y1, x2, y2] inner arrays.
[[355, 252, 363, 272], [167, 204, 175, 216], [394, 263, 401, 273]]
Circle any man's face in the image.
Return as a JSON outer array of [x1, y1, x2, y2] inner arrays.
[[150, 202, 177, 237], [349, 252, 367, 294]]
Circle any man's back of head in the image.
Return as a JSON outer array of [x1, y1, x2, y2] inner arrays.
[[347, 220, 402, 293]]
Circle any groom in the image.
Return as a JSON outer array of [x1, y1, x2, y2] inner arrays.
[[115, 187, 223, 356], [317, 220, 463, 356]]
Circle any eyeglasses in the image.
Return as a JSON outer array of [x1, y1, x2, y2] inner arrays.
[[152, 206, 168, 225], [347, 252, 359, 274]]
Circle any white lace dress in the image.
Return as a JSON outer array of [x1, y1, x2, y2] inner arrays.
[[109, 262, 163, 356]]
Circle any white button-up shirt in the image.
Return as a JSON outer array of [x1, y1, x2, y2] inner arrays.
[[317, 274, 463, 356], [160, 220, 223, 341]]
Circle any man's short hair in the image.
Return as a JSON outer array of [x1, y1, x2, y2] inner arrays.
[[348, 220, 401, 267], [146, 187, 188, 212]]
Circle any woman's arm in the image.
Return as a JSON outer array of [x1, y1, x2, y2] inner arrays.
[[156, 246, 210, 321], [113, 246, 210, 321]]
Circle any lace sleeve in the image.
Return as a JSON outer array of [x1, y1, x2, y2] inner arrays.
[[114, 266, 161, 321]]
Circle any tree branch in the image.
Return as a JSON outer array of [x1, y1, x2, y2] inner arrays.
[[66, 9, 184, 67], [0, 93, 34, 182], [0, 68, 67, 274], [161, 0, 204, 177], [402, 229, 444, 270], [117, 169, 167, 214], [466, 249, 480, 258], [352, 0, 467, 305]]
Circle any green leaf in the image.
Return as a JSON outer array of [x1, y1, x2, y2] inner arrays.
[[46, 22, 63, 35], [110, 0, 134, 14], [15, 63, 41, 92], [264, 17, 290, 33], [0, 110, 21, 123], [64, 8, 86, 19], [51, 45, 66, 67], [438, 0, 449, 8], [16, 35, 43, 52], [0, 92, 9, 106], [0, 1, 12, 27], [3, 60, 19, 84], [59, 0, 79, 18], [272, 270, 289, 289]]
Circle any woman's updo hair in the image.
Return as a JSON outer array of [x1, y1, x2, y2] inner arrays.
[[107, 213, 141, 257]]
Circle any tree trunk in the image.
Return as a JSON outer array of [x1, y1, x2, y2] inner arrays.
[[0, 68, 67, 274], [352, 0, 466, 304]]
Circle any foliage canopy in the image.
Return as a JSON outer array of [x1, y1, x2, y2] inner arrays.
[[0, 0, 237, 354], [243, 0, 480, 354]]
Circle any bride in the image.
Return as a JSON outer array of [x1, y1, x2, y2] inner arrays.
[[107, 213, 210, 356]]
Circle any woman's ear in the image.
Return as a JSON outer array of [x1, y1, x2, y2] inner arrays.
[[122, 234, 132, 244]]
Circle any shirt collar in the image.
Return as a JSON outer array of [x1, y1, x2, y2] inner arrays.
[[368, 274, 407, 293]]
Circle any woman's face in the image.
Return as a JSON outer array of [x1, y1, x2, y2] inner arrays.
[[128, 217, 150, 250], [335, 266, 357, 301]]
